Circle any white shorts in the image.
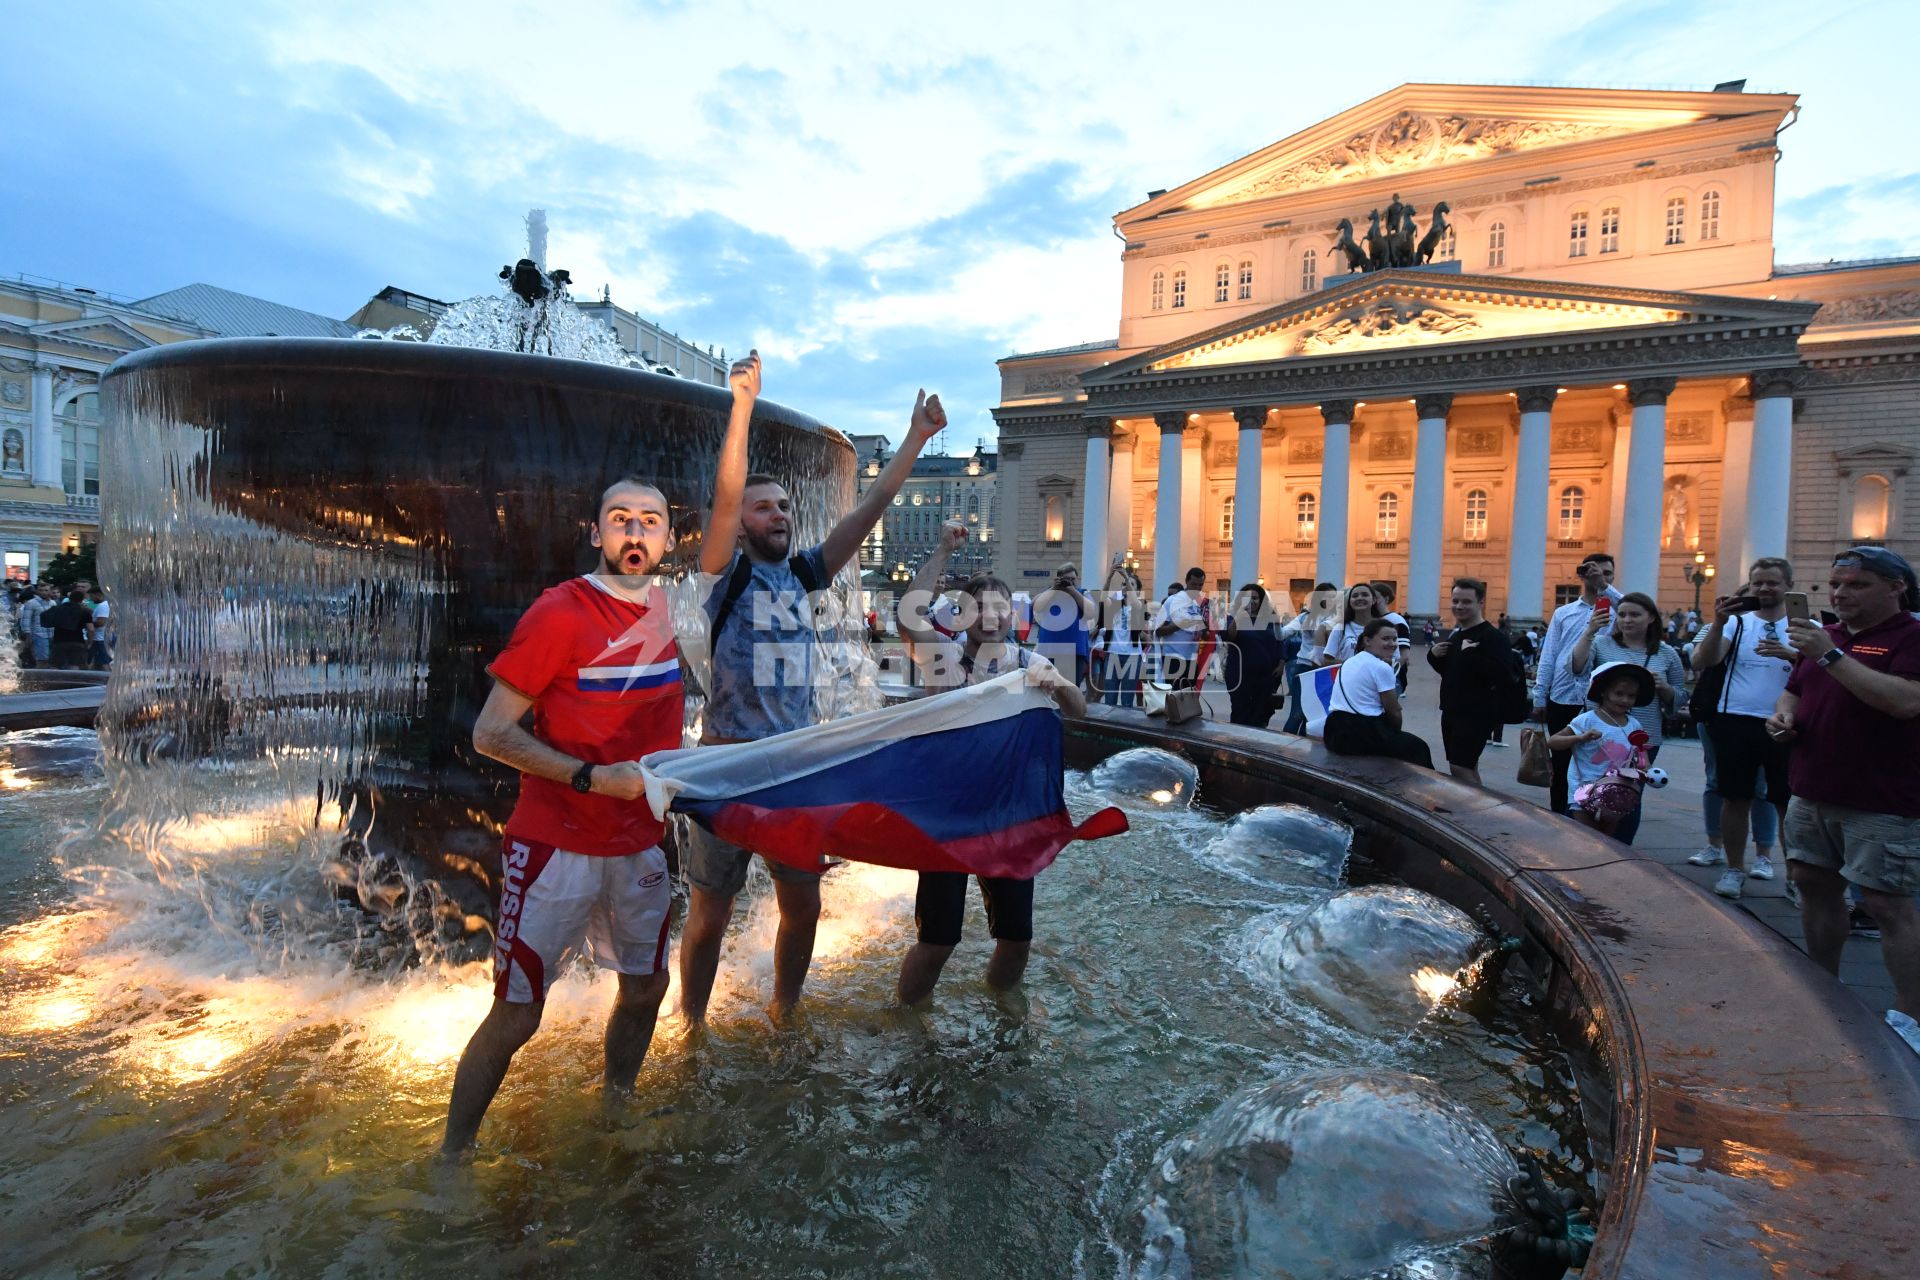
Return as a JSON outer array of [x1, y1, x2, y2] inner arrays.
[[493, 836, 672, 1003]]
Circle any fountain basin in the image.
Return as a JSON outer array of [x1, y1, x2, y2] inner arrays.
[[1066, 708, 1920, 1279]]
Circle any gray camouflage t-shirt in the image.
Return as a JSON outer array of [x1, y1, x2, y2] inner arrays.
[[701, 545, 831, 742]]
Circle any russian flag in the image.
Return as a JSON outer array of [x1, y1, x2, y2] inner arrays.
[[641, 672, 1128, 878], [1298, 663, 1341, 739]]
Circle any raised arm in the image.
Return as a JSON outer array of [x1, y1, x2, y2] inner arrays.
[[1785, 619, 1920, 720], [899, 520, 964, 645], [1689, 596, 1738, 671], [819, 390, 946, 575], [1566, 605, 1606, 677], [699, 351, 763, 576]]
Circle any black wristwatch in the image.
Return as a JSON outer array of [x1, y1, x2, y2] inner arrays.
[[571, 762, 596, 794], [1817, 648, 1847, 669]]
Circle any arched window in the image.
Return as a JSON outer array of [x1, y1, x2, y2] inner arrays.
[[967, 493, 980, 524], [1568, 209, 1589, 258], [1439, 225, 1457, 260], [1300, 248, 1317, 293], [1487, 221, 1507, 269], [1237, 259, 1254, 301], [1150, 271, 1165, 311], [1558, 485, 1586, 540], [1214, 262, 1232, 303], [1852, 474, 1892, 541], [1043, 494, 1066, 543], [1700, 189, 1722, 241], [1665, 196, 1686, 246], [1296, 491, 1318, 538], [1220, 494, 1235, 541], [911, 491, 923, 506], [1376, 490, 1400, 542], [63, 392, 102, 421], [1462, 488, 1489, 541], [1171, 270, 1187, 309], [1599, 205, 1621, 254]]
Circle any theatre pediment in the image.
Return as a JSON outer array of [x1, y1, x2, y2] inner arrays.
[[1103, 274, 1804, 376], [29, 315, 158, 351]]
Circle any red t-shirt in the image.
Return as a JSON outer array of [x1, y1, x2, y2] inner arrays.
[[486, 576, 684, 855], [1786, 611, 1920, 817]]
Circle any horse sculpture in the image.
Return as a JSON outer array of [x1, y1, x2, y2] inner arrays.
[[1363, 210, 1388, 273], [1389, 204, 1420, 269], [1331, 218, 1368, 273], [1416, 202, 1452, 265]]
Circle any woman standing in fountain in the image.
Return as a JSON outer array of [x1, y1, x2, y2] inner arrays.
[[895, 520, 1087, 1004], [439, 450, 706, 1157], [677, 358, 948, 1028]]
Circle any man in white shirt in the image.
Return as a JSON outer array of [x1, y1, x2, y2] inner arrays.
[[1530, 553, 1623, 813], [86, 588, 112, 670], [1154, 567, 1210, 691], [1685, 558, 1798, 898]]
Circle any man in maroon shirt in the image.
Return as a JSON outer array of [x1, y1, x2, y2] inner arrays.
[[1768, 546, 1920, 1020]]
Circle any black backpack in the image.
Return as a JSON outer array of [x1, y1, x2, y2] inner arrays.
[[708, 552, 822, 644], [1500, 646, 1532, 725], [1688, 616, 1740, 728]]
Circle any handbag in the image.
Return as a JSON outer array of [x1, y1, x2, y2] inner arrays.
[[1144, 682, 1204, 725], [1688, 616, 1739, 728], [1516, 726, 1552, 788]]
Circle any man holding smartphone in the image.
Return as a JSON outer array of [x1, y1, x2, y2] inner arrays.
[[1768, 546, 1920, 1030], [1531, 552, 1622, 813], [1688, 558, 1798, 898]]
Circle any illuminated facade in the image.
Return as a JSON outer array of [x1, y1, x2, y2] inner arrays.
[[993, 83, 1920, 622]]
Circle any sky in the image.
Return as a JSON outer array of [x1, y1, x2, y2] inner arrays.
[[5, 0, 1913, 448]]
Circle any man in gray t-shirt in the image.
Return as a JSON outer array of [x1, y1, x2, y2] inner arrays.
[[678, 352, 948, 1027]]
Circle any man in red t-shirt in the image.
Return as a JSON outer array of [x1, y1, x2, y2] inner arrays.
[[1769, 546, 1920, 1022], [440, 473, 689, 1158]]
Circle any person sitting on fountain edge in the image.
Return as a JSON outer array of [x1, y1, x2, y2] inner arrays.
[[440, 456, 705, 1158], [678, 356, 949, 1028], [896, 519, 1086, 1004]]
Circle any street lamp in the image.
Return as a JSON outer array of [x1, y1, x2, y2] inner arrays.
[[1684, 551, 1715, 615]]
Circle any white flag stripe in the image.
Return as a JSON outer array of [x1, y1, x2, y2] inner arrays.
[[578, 660, 680, 680]]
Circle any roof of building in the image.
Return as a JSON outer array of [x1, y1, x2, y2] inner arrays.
[[132, 283, 359, 339], [1772, 256, 1920, 278], [999, 338, 1119, 364], [904, 451, 997, 477]]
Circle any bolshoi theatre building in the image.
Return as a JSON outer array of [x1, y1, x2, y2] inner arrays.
[[991, 83, 1920, 625]]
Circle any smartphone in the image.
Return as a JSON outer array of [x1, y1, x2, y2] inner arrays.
[[1784, 591, 1811, 624], [1593, 596, 1611, 617], [1726, 595, 1763, 613]]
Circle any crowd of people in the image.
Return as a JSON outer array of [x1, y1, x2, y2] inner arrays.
[[979, 544, 1920, 1034], [6, 578, 114, 671]]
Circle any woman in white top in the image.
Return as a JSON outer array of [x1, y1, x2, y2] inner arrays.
[[1322, 619, 1435, 768], [1315, 582, 1384, 666]]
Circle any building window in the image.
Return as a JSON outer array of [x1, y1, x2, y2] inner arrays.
[[1214, 262, 1231, 303], [1151, 271, 1165, 311], [1439, 226, 1457, 260], [1171, 270, 1187, 309], [1700, 188, 1721, 241], [1296, 491, 1317, 539], [1043, 494, 1066, 543], [1599, 205, 1621, 254], [1220, 495, 1235, 541], [1852, 473, 1892, 541], [1237, 259, 1254, 301], [967, 494, 979, 524], [1300, 249, 1317, 293], [1558, 485, 1586, 540], [1568, 210, 1589, 258], [1487, 221, 1506, 269], [1375, 490, 1400, 542], [911, 491, 923, 506], [1665, 197, 1686, 246], [1463, 488, 1489, 541], [60, 421, 100, 497]]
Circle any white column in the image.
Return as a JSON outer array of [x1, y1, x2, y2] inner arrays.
[[995, 439, 1024, 586], [1316, 401, 1354, 585], [1408, 393, 1452, 621], [1260, 427, 1284, 591], [1106, 434, 1133, 565], [1231, 406, 1267, 589], [1152, 412, 1185, 591], [1506, 386, 1556, 622], [30, 363, 60, 490], [1717, 395, 1756, 577], [1618, 378, 1675, 597], [1180, 427, 1203, 578], [1079, 419, 1112, 586], [1745, 370, 1798, 562], [1606, 404, 1632, 551]]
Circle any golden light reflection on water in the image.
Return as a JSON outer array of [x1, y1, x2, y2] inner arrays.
[[1411, 966, 1461, 1004], [15, 981, 93, 1032], [1, 767, 34, 790]]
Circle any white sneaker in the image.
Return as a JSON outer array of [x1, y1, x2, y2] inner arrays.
[[1888, 1011, 1920, 1058], [1714, 869, 1745, 899], [1749, 854, 1775, 881], [1687, 847, 1727, 867]]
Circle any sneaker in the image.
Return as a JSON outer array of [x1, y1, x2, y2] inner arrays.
[[1687, 847, 1728, 867], [1749, 854, 1775, 881], [1714, 869, 1745, 899], [1783, 880, 1802, 909], [1888, 1010, 1920, 1059], [1850, 907, 1882, 940]]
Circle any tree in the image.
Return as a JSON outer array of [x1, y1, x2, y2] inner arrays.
[[42, 542, 98, 588]]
